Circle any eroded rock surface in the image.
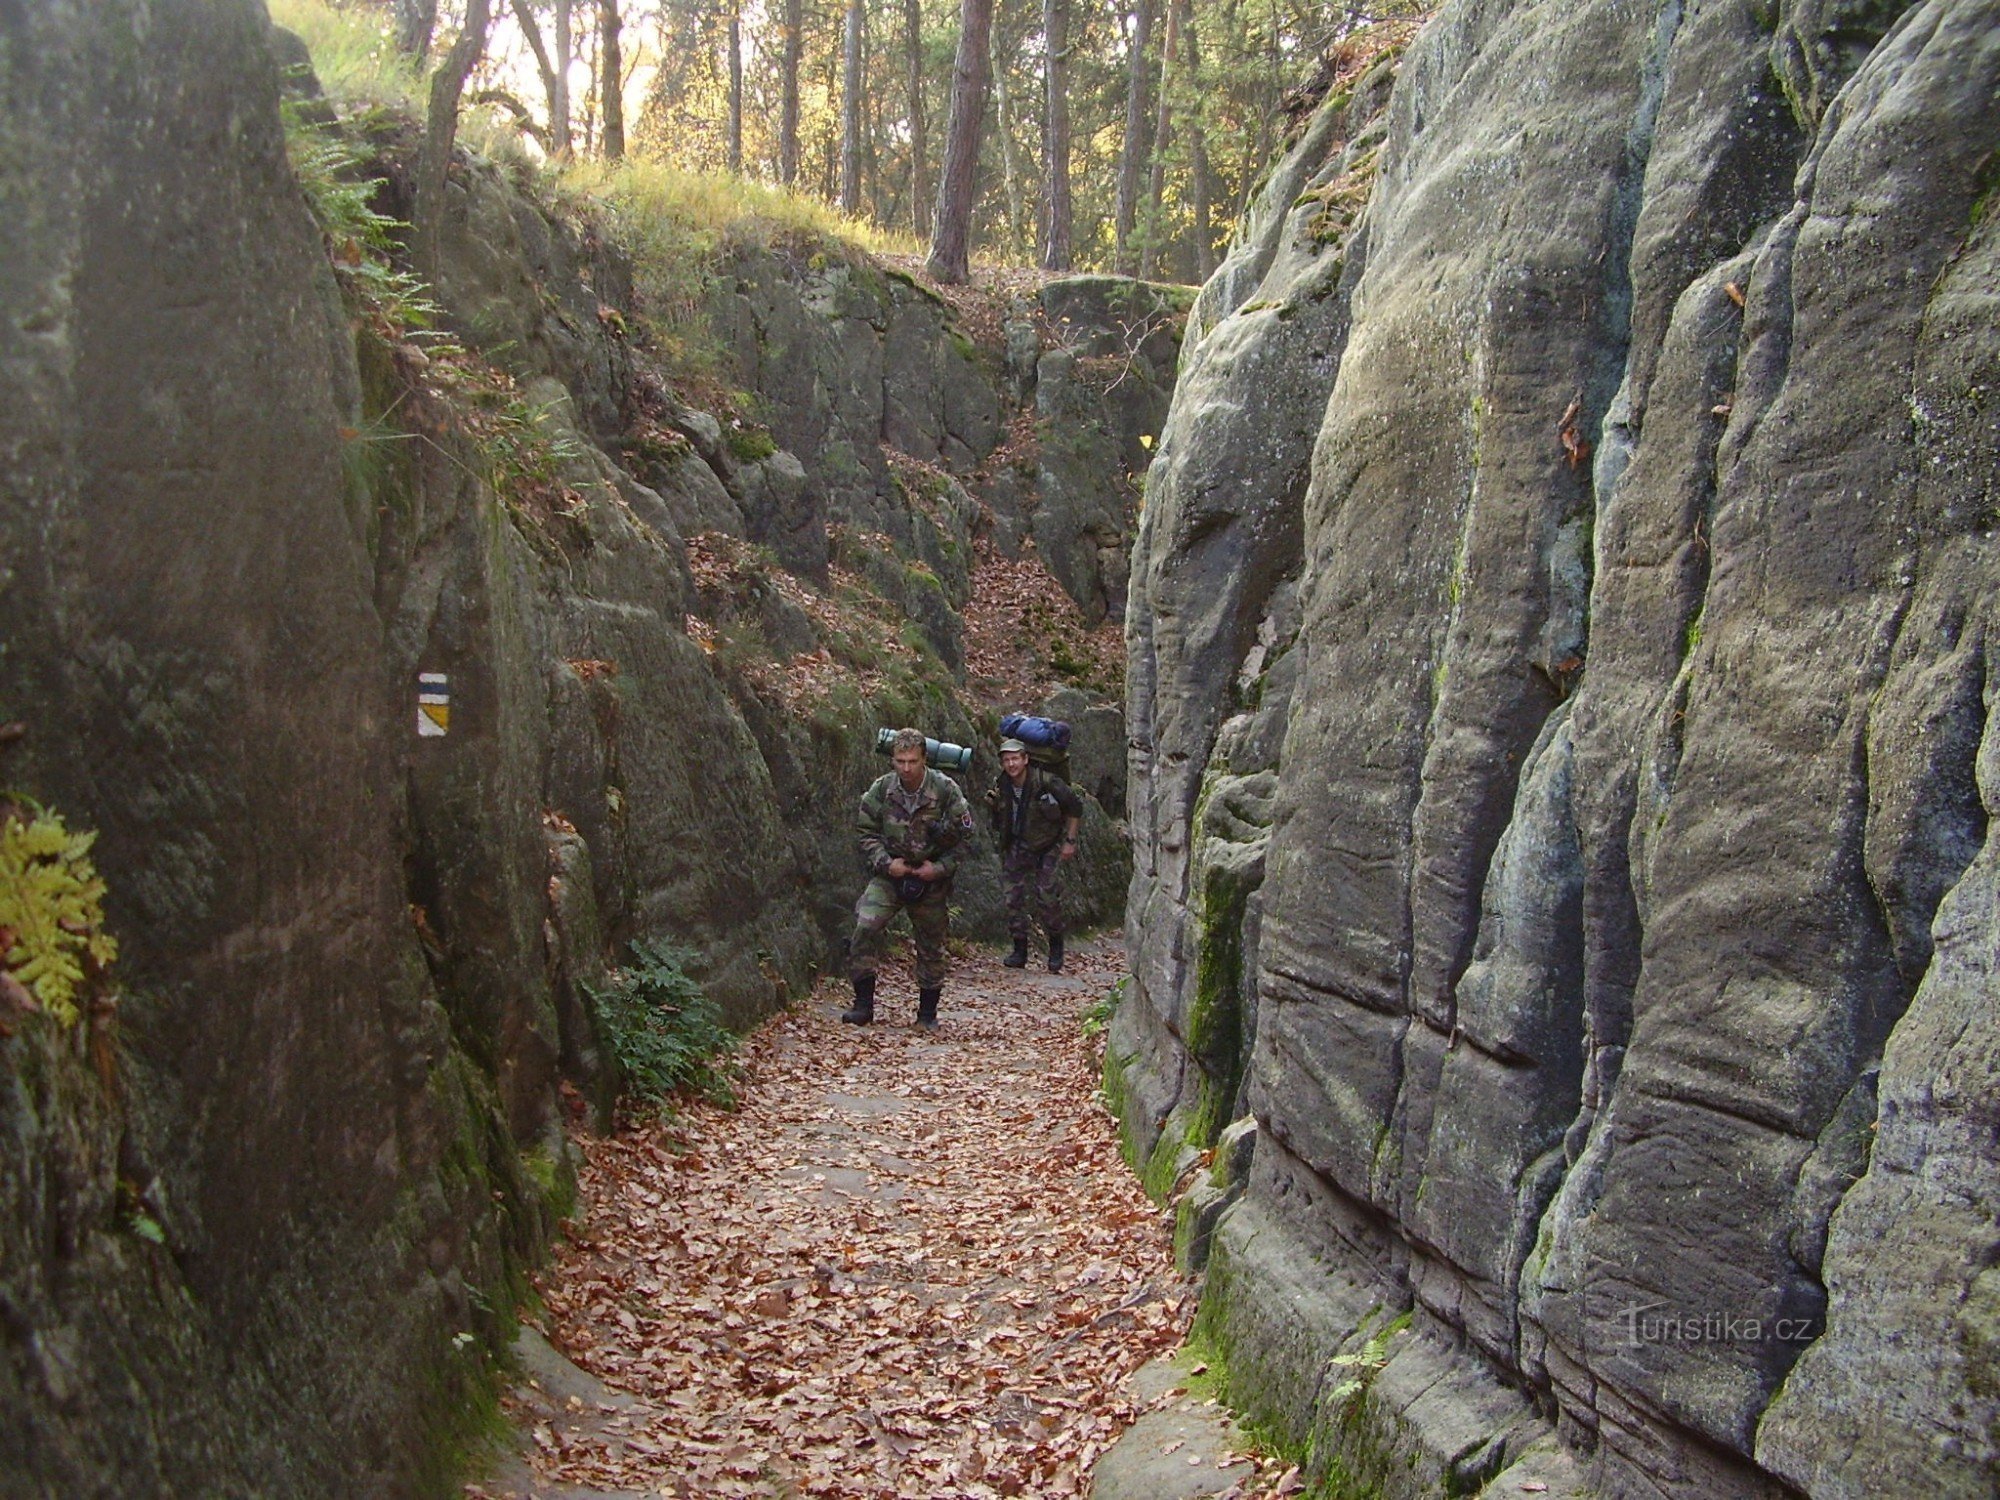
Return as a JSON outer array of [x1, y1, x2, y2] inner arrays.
[[0, 5, 1173, 1493], [2, 3, 538, 1491], [1121, 0, 2000, 1494]]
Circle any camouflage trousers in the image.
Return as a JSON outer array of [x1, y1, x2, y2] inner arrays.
[[1003, 844, 1065, 939], [849, 875, 953, 988]]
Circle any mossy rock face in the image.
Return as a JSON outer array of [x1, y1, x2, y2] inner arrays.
[[0, 1, 826, 1490], [1032, 343, 1171, 628], [0, 1, 566, 1490], [3, 7, 1175, 1497], [1186, 857, 1250, 1146], [844, 532, 965, 673], [1174, 1117, 1257, 1273], [706, 245, 1007, 537]]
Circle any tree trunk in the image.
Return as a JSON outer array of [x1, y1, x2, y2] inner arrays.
[[841, 0, 865, 213], [869, 71, 889, 220], [1112, 0, 1154, 274], [598, 0, 624, 159], [553, 0, 572, 155], [578, 9, 597, 153], [992, 57, 1025, 260], [905, 0, 929, 236], [1185, 2, 1213, 278], [727, 2, 744, 172], [508, 0, 565, 153], [413, 0, 493, 284], [821, 46, 841, 197], [470, 87, 549, 146], [395, 0, 438, 59], [1236, 0, 1279, 221], [1139, 0, 1180, 278], [1039, 0, 1071, 270], [780, 0, 804, 185], [925, 0, 994, 284]]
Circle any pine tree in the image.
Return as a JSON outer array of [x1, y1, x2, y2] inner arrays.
[[926, 0, 994, 282]]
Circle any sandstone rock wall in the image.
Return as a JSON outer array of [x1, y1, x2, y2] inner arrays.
[[0, 4, 1167, 1492], [1122, 1, 2000, 1494], [1, 3, 541, 1492]]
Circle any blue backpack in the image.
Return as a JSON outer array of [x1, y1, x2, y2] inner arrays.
[[1000, 714, 1071, 751], [1000, 714, 1072, 784]]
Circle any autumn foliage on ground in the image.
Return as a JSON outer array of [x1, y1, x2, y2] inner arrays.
[[487, 949, 1188, 1497]]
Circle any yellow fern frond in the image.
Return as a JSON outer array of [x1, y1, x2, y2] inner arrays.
[[0, 803, 117, 1030]]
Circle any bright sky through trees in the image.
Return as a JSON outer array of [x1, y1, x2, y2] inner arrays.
[[335, 0, 1425, 281]]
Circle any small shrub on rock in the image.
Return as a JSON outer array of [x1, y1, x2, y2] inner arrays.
[[590, 940, 740, 1109]]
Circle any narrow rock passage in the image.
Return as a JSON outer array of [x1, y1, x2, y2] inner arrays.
[[477, 941, 1191, 1499]]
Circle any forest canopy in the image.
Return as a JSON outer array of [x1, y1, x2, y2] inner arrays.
[[289, 0, 1424, 283]]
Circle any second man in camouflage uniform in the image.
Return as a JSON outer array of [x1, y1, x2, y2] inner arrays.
[[843, 728, 974, 1030], [987, 737, 1083, 972]]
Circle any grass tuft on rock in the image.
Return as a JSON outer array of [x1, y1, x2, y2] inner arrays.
[[563, 158, 918, 264], [267, 0, 425, 115]]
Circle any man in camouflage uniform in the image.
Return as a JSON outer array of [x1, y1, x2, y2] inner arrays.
[[986, 737, 1082, 973], [843, 728, 974, 1030]]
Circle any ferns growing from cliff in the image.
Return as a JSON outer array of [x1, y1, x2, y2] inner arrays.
[[589, 940, 742, 1109], [0, 802, 118, 1030], [283, 100, 442, 339]]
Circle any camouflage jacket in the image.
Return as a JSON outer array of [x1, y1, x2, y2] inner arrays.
[[857, 769, 973, 878], [986, 766, 1083, 853]]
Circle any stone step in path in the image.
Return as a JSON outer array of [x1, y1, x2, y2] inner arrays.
[[1088, 1356, 1261, 1500]]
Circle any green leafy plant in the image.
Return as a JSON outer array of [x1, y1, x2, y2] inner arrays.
[[1326, 1310, 1411, 1410], [479, 394, 591, 493], [1081, 976, 1126, 1039], [282, 101, 441, 339], [0, 802, 118, 1027], [283, 102, 592, 535], [590, 940, 741, 1108], [725, 422, 779, 463]]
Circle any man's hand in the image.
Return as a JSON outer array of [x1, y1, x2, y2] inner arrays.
[[915, 861, 942, 882], [1059, 839, 1078, 862], [887, 858, 911, 878]]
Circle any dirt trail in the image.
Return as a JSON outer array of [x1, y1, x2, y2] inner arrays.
[[472, 940, 1200, 1500]]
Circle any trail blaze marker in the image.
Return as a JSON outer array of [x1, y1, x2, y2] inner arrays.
[[417, 673, 450, 737]]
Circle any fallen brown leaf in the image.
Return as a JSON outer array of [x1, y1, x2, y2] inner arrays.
[[1557, 396, 1592, 470], [0, 970, 40, 1015], [506, 946, 1185, 1499]]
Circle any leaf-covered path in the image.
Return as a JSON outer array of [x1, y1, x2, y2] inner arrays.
[[474, 941, 1197, 1499]]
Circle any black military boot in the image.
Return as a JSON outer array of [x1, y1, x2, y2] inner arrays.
[[841, 972, 876, 1025], [1047, 934, 1065, 974], [1003, 938, 1029, 968], [916, 988, 940, 1030]]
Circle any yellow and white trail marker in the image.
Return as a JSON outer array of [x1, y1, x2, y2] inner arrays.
[[417, 672, 450, 737]]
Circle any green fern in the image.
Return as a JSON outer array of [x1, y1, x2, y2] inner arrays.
[[282, 100, 442, 337], [0, 805, 118, 1026], [589, 940, 741, 1108], [1326, 1310, 1412, 1409]]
